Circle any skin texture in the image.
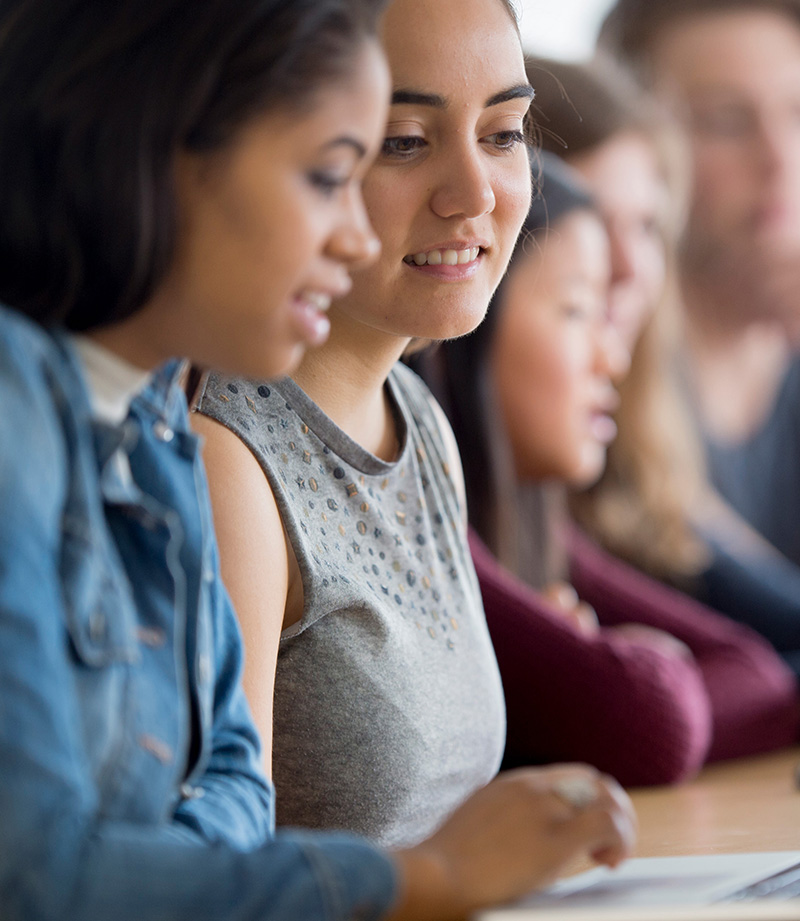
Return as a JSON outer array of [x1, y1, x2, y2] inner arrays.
[[569, 132, 668, 352], [195, 1, 637, 915], [491, 210, 619, 487], [94, 41, 389, 379]]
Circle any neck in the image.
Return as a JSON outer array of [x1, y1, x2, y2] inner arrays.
[[682, 277, 790, 442], [290, 311, 411, 461]]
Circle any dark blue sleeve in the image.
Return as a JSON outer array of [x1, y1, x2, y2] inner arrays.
[[697, 537, 800, 677]]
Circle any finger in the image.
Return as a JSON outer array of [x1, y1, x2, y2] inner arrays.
[[573, 601, 600, 634], [567, 797, 638, 869], [543, 581, 580, 611]]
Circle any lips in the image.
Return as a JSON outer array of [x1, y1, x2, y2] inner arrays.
[[403, 245, 482, 267], [296, 290, 333, 313]]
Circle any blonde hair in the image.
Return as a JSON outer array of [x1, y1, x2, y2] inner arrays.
[[531, 55, 713, 582], [569, 288, 711, 583]]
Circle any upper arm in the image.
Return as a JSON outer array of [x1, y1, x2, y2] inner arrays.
[[191, 411, 290, 776]]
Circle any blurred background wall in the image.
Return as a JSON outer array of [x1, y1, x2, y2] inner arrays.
[[518, 0, 614, 58]]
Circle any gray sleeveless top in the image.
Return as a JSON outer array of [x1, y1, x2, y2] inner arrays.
[[197, 362, 505, 847]]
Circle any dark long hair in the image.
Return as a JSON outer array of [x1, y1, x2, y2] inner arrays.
[[413, 154, 596, 587], [0, 0, 386, 331]]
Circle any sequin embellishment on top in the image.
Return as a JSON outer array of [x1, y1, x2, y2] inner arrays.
[[196, 363, 505, 847]]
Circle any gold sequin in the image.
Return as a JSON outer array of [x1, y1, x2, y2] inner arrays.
[[309, 478, 318, 492], [450, 618, 459, 631], [346, 483, 358, 497]]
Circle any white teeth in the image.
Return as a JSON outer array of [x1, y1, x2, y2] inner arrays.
[[405, 246, 481, 266], [303, 291, 332, 312]]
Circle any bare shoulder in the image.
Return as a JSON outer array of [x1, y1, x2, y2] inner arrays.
[[190, 410, 289, 610]]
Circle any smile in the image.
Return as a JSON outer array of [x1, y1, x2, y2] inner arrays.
[[404, 246, 481, 267], [297, 290, 333, 312]]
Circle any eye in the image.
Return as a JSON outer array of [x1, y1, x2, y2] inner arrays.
[[307, 169, 349, 197], [561, 302, 592, 322], [382, 135, 427, 159], [483, 129, 526, 152]]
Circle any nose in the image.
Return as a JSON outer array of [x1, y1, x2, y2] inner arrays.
[[595, 316, 630, 385], [327, 186, 381, 269], [429, 142, 496, 219]]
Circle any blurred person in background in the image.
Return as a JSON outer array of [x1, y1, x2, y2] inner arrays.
[[414, 153, 799, 788], [600, 0, 800, 571], [530, 55, 800, 678]]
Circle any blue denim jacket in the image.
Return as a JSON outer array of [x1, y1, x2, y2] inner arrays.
[[0, 305, 396, 921]]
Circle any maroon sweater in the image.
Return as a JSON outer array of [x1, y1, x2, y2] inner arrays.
[[471, 527, 800, 787]]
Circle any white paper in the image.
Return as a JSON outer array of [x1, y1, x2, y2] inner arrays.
[[474, 852, 800, 920]]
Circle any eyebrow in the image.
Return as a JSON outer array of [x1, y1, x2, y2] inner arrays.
[[392, 83, 534, 110], [322, 136, 368, 157]]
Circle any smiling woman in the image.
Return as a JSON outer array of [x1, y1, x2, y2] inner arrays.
[[192, 0, 635, 873]]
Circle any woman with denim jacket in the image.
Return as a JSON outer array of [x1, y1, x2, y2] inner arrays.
[[0, 1, 635, 920]]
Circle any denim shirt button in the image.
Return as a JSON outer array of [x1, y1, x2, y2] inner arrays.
[[138, 734, 174, 764], [136, 626, 166, 648], [153, 420, 175, 443], [180, 782, 205, 800], [88, 608, 106, 642], [197, 654, 212, 686]]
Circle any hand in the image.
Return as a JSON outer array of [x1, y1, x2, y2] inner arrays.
[[543, 582, 600, 636], [387, 764, 636, 920], [609, 623, 693, 660]]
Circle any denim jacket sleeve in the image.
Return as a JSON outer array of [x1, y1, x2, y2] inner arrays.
[[0, 312, 397, 921], [171, 545, 275, 846]]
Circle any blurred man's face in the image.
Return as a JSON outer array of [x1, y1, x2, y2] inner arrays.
[[651, 8, 800, 298]]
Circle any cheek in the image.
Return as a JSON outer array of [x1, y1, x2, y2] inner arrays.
[[636, 241, 667, 300], [495, 163, 533, 256], [363, 173, 413, 246], [693, 143, 751, 210]]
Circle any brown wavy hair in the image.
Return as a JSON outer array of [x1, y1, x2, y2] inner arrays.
[[528, 56, 711, 584]]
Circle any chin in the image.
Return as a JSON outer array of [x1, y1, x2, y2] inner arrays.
[[569, 454, 607, 489]]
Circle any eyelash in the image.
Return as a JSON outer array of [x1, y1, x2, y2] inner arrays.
[[485, 129, 526, 151], [307, 170, 348, 196], [381, 129, 526, 160]]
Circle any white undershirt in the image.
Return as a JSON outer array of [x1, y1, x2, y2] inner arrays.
[[69, 334, 153, 424]]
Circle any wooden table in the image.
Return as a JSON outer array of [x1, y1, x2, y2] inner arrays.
[[477, 749, 800, 919], [629, 747, 800, 858]]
